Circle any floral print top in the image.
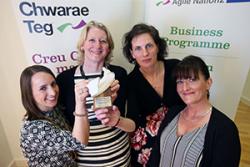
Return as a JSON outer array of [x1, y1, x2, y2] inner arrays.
[[131, 107, 168, 166], [127, 60, 184, 167], [20, 108, 85, 167]]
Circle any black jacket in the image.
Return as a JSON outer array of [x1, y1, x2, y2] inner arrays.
[[148, 105, 241, 167]]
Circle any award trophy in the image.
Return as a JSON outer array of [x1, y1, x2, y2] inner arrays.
[[87, 68, 115, 110]]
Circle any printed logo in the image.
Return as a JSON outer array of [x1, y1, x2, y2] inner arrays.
[[18, 2, 89, 36], [156, 0, 171, 6], [156, 0, 250, 6], [57, 20, 87, 33]]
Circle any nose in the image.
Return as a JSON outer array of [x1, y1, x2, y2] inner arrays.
[[182, 81, 190, 91], [94, 41, 102, 48], [48, 86, 57, 96], [142, 48, 149, 57]]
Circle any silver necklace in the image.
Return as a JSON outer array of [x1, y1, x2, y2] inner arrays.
[[181, 106, 212, 122]]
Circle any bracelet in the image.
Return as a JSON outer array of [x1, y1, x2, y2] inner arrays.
[[73, 112, 87, 117], [113, 117, 120, 127]]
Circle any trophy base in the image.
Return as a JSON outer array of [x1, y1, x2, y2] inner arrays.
[[93, 96, 112, 110]]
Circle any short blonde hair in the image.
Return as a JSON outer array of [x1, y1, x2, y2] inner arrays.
[[77, 20, 114, 65]]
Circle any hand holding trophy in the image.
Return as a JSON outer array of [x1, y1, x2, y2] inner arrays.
[[87, 68, 115, 110]]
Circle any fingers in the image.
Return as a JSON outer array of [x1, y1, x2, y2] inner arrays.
[[110, 80, 120, 92], [75, 82, 89, 105], [95, 108, 110, 124]]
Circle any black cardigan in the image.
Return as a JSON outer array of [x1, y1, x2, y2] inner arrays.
[[148, 105, 241, 167]]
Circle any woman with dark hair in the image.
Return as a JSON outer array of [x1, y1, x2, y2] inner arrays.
[[20, 65, 89, 167], [148, 55, 241, 167], [122, 23, 184, 166]]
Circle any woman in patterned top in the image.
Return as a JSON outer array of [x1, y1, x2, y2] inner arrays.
[[56, 20, 135, 166], [20, 65, 89, 167], [149, 55, 241, 167]]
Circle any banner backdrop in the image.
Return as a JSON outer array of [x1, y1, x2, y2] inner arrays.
[[11, 0, 134, 74], [145, 0, 250, 118], [11, 0, 249, 119]]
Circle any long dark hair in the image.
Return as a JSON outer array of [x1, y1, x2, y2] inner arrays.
[[20, 65, 56, 121]]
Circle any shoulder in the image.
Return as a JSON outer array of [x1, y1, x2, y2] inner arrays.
[[167, 105, 185, 121], [56, 66, 77, 79], [209, 107, 239, 133], [158, 105, 184, 135], [56, 66, 77, 85], [21, 119, 52, 132], [108, 64, 127, 75], [164, 58, 180, 69], [128, 65, 139, 80]]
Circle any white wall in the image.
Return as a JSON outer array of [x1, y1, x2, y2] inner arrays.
[[0, 0, 28, 166], [242, 69, 250, 105]]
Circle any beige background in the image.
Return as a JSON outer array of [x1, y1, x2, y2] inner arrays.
[[1, 0, 249, 166]]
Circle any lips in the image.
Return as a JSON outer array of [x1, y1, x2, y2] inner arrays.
[[182, 92, 194, 96], [141, 58, 152, 63]]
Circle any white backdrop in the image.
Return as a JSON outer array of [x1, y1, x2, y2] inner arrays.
[[11, 0, 135, 74], [145, 0, 250, 118], [11, 0, 250, 119]]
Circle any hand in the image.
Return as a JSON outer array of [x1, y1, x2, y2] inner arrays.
[[95, 106, 120, 126], [110, 80, 120, 102], [75, 80, 89, 107]]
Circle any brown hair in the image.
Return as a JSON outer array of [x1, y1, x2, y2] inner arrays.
[[173, 55, 211, 98], [77, 20, 114, 65], [20, 65, 56, 121], [122, 23, 168, 64]]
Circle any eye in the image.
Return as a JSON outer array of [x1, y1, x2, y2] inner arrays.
[[100, 39, 108, 44], [176, 79, 183, 84], [188, 77, 197, 82], [51, 81, 57, 88], [88, 38, 95, 43], [134, 46, 141, 52], [40, 85, 47, 91], [146, 43, 153, 49]]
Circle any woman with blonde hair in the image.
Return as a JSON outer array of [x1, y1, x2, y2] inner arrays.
[[57, 20, 135, 166]]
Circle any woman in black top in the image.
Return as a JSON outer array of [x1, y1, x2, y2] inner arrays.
[[122, 23, 184, 166]]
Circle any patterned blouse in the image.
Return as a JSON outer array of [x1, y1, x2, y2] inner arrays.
[[20, 108, 85, 167], [160, 114, 208, 167]]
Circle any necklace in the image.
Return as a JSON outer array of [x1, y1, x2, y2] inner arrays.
[[181, 106, 212, 122]]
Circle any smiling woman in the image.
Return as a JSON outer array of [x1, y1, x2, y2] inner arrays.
[[19, 65, 89, 167], [56, 20, 135, 167], [148, 55, 241, 167]]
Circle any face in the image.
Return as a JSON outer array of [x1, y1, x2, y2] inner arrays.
[[31, 72, 59, 111], [82, 27, 110, 64], [176, 72, 212, 106], [130, 33, 159, 69]]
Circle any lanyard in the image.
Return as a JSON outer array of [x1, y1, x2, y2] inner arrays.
[[74, 65, 104, 79]]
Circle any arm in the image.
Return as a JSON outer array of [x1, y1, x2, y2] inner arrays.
[[20, 120, 85, 153], [72, 80, 89, 145], [209, 122, 241, 167], [95, 105, 135, 132]]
